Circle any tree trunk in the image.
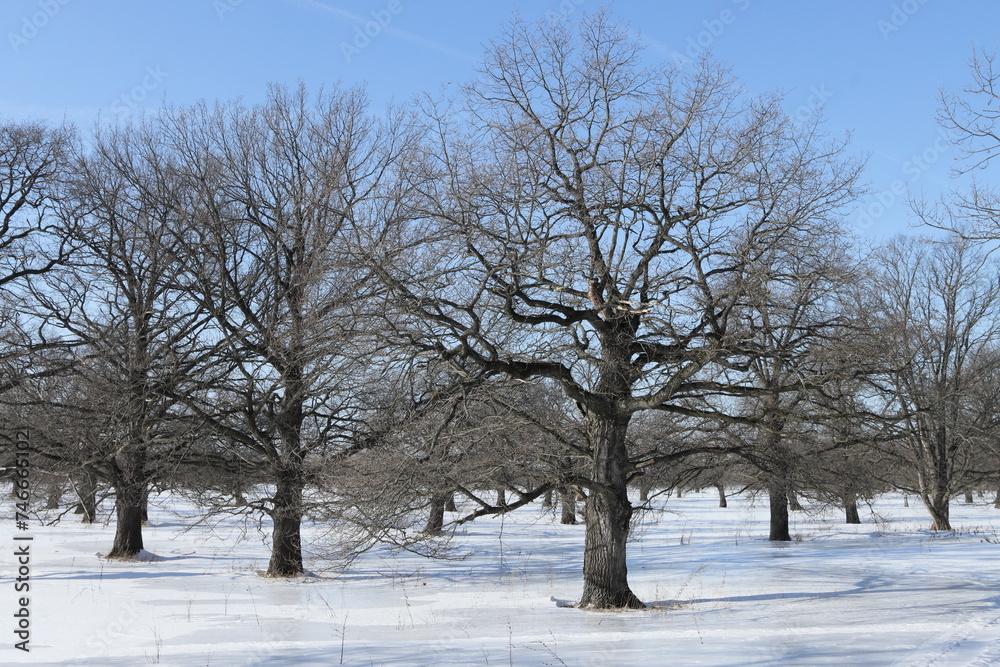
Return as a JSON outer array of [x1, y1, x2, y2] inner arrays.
[[424, 493, 446, 535], [496, 488, 506, 507], [560, 487, 577, 525], [45, 483, 61, 510], [107, 452, 147, 559], [923, 461, 953, 531], [141, 486, 150, 525], [444, 491, 457, 512], [903, 494, 909, 507], [924, 494, 952, 531], [844, 497, 861, 524], [788, 490, 803, 511], [716, 483, 727, 508], [579, 413, 643, 609], [74, 472, 98, 523], [638, 483, 649, 503], [767, 481, 791, 542], [994, 484, 1000, 509], [964, 489, 974, 504], [108, 481, 145, 559], [541, 488, 554, 508], [266, 469, 304, 576]]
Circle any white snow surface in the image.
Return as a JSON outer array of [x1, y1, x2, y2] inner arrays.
[[4, 491, 1000, 666]]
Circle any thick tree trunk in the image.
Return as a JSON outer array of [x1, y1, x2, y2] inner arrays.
[[579, 413, 643, 609], [767, 481, 791, 542], [844, 497, 861, 524], [560, 487, 577, 525], [496, 488, 507, 507], [541, 488, 554, 508], [638, 484, 649, 503], [424, 493, 446, 535], [108, 481, 145, 559], [107, 451, 147, 559], [964, 489, 974, 504], [444, 491, 457, 512], [716, 483, 727, 508], [924, 495, 952, 531], [266, 470, 304, 576]]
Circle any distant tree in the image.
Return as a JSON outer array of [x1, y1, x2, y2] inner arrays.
[[868, 233, 1000, 530], [729, 227, 858, 540]]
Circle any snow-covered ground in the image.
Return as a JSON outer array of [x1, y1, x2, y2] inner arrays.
[[4, 490, 1000, 666]]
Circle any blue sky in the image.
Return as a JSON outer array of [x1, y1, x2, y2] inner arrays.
[[2, 0, 997, 239]]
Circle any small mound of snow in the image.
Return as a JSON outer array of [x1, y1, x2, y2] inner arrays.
[[99, 549, 164, 562]]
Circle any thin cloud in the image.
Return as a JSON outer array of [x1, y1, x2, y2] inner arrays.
[[287, 0, 477, 64]]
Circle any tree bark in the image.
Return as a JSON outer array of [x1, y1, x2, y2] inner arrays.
[[964, 489, 974, 504], [108, 481, 145, 558], [541, 488, 554, 508], [560, 487, 577, 525], [924, 495, 952, 531], [579, 413, 643, 609], [266, 469, 304, 576], [923, 462, 953, 531], [767, 481, 791, 542], [844, 497, 861, 524], [444, 491, 457, 512], [107, 452, 147, 559], [788, 490, 804, 511], [45, 483, 61, 510], [424, 493, 446, 535], [74, 472, 97, 523], [141, 486, 150, 525], [716, 483, 727, 508]]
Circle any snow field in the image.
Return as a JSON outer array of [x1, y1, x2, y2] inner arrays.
[[3, 491, 1000, 666]]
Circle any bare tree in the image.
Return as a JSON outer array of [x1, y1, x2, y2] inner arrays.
[[371, 14, 862, 608], [149, 84, 414, 576], [25, 129, 209, 558], [731, 230, 859, 540], [868, 232, 1000, 530], [0, 120, 76, 398], [0, 120, 74, 292], [936, 47, 999, 238]]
